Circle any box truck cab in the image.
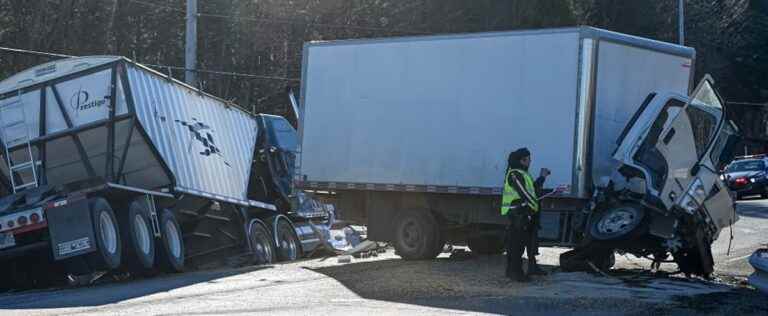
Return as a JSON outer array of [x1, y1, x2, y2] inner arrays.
[[569, 76, 739, 277]]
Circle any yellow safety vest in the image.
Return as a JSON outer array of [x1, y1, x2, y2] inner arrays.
[[501, 168, 539, 215]]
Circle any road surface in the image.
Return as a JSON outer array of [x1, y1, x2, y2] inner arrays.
[[1, 201, 767, 315]]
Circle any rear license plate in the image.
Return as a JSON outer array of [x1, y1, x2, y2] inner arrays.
[[0, 232, 16, 249]]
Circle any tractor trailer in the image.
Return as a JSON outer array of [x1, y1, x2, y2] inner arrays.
[[0, 56, 325, 287], [297, 27, 739, 276]]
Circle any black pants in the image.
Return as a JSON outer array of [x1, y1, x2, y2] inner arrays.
[[505, 211, 538, 278]]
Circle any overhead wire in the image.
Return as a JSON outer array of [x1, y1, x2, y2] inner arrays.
[[0, 46, 297, 81]]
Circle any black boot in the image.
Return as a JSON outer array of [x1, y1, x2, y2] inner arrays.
[[529, 259, 547, 276]]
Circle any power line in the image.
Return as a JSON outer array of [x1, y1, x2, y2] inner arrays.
[[0, 46, 297, 81]]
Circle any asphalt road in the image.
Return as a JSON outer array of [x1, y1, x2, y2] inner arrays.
[[1, 201, 767, 315]]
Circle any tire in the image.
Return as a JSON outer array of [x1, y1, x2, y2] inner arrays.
[[156, 209, 185, 273], [86, 198, 122, 271], [467, 235, 505, 255], [249, 221, 276, 265], [119, 199, 156, 271], [589, 203, 646, 242], [393, 210, 440, 260], [274, 218, 302, 262]]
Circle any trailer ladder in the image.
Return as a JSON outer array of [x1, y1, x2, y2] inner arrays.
[[0, 92, 39, 193]]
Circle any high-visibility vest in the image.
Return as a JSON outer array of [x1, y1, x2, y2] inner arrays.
[[501, 168, 539, 215]]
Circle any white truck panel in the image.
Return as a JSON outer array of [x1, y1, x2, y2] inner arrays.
[[591, 42, 693, 181], [301, 31, 581, 190]]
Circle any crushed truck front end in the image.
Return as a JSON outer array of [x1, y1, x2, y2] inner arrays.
[[566, 76, 740, 277]]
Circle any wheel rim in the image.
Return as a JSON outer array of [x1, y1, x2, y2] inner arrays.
[[99, 211, 118, 254], [252, 228, 273, 263], [165, 220, 182, 259], [401, 220, 421, 250], [597, 208, 638, 236], [134, 214, 151, 255], [280, 229, 298, 260]]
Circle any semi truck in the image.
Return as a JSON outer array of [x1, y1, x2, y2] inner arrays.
[[296, 27, 739, 277], [0, 56, 327, 287]]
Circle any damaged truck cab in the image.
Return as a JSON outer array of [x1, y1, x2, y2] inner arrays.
[[578, 76, 739, 276]]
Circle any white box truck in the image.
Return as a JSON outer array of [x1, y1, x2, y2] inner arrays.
[[297, 27, 739, 276]]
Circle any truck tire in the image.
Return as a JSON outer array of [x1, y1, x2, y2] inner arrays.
[[156, 209, 185, 273], [393, 210, 439, 260], [120, 199, 156, 271], [274, 218, 302, 262], [589, 203, 646, 242], [249, 220, 276, 265], [467, 236, 505, 255], [86, 198, 122, 271]]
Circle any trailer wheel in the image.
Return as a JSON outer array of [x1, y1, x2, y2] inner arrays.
[[589, 203, 646, 242], [86, 198, 122, 271], [156, 209, 185, 272], [393, 210, 439, 260], [249, 221, 275, 265], [467, 236, 505, 255], [120, 199, 156, 271], [274, 218, 302, 262]]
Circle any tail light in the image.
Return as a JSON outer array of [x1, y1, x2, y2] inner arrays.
[[17, 215, 28, 226]]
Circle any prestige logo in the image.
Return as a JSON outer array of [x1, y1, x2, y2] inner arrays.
[[70, 87, 106, 114]]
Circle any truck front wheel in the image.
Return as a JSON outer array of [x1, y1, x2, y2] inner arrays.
[[393, 210, 439, 260], [248, 221, 276, 265], [589, 203, 646, 242], [274, 218, 302, 262]]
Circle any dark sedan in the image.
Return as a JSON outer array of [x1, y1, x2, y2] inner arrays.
[[723, 158, 768, 199]]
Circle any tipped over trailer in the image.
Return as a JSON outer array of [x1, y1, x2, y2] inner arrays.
[[0, 56, 324, 287]]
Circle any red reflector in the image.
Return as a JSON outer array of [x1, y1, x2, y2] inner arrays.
[[30, 213, 40, 223], [17, 215, 28, 226]]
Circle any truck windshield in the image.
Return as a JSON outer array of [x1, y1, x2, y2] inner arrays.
[[271, 118, 298, 152], [687, 80, 724, 159]]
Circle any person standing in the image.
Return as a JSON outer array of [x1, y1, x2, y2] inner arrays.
[[501, 148, 549, 281]]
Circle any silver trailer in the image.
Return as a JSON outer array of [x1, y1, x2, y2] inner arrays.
[[0, 56, 319, 287], [298, 27, 738, 276]]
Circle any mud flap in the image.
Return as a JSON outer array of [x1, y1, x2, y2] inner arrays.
[[47, 199, 97, 261]]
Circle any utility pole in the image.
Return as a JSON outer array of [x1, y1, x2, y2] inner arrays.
[[678, 0, 685, 45], [185, 0, 197, 85]]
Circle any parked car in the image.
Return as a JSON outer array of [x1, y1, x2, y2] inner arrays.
[[723, 155, 768, 199]]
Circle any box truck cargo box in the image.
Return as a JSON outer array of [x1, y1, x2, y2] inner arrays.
[[298, 27, 738, 277], [298, 27, 694, 199]]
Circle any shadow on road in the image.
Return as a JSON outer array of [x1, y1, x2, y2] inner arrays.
[[307, 253, 572, 314], [0, 266, 269, 310]]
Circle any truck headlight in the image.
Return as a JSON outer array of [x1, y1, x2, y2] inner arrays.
[[678, 178, 706, 214]]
